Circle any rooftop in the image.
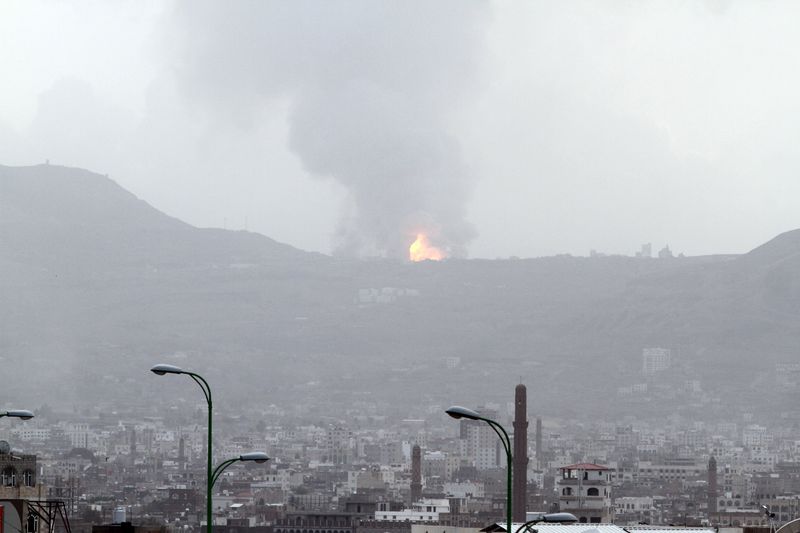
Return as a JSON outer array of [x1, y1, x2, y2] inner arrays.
[[560, 463, 610, 471], [484, 524, 715, 533]]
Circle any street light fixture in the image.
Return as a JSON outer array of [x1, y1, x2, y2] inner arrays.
[[446, 406, 513, 533], [149, 364, 214, 533], [513, 513, 578, 533], [150, 364, 185, 376], [0, 410, 34, 420], [151, 365, 271, 532]]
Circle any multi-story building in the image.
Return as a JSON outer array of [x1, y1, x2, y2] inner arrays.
[[443, 481, 484, 498], [460, 409, 501, 470], [423, 451, 461, 482], [756, 496, 800, 525], [374, 499, 450, 522], [743, 425, 772, 448], [275, 512, 360, 533], [10, 426, 51, 443], [557, 463, 613, 523], [614, 496, 654, 525], [327, 427, 354, 465], [67, 423, 90, 449], [0, 441, 39, 500], [642, 348, 671, 376], [636, 458, 704, 484]]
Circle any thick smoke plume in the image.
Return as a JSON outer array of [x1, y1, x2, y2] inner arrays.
[[165, 1, 488, 258]]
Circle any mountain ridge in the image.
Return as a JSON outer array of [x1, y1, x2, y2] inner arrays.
[[0, 163, 326, 270], [1, 163, 799, 415]]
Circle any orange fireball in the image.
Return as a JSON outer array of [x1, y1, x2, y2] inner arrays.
[[409, 233, 445, 262]]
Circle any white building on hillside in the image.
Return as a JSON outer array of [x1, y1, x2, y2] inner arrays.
[[375, 499, 450, 522]]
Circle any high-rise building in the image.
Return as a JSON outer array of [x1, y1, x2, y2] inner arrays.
[[461, 407, 501, 470], [326, 426, 354, 465], [642, 348, 671, 376]]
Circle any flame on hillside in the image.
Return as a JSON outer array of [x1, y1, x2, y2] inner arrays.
[[409, 233, 445, 262]]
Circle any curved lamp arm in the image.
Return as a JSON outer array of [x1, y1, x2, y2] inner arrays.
[[485, 419, 512, 458], [211, 453, 270, 488], [515, 514, 579, 533], [515, 519, 542, 533], [210, 458, 240, 488], [187, 373, 212, 405]]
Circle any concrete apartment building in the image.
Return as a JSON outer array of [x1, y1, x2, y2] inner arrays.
[[557, 463, 613, 523], [374, 499, 450, 523]]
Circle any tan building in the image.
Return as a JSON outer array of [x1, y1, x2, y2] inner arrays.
[[0, 441, 43, 501], [557, 463, 613, 523]]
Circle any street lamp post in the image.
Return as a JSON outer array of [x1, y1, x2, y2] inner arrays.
[[513, 513, 578, 533], [151, 365, 271, 533], [150, 364, 225, 533], [0, 410, 35, 420], [446, 406, 512, 533]]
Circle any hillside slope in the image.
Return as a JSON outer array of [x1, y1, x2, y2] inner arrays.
[[2, 164, 798, 415]]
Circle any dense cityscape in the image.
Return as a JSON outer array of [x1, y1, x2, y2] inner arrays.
[[3, 347, 800, 533], [5, 162, 799, 533], [5, 3, 800, 533]]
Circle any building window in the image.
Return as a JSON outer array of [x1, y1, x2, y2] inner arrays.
[[587, 488, 599, 496], [2, 467, 16, 487]]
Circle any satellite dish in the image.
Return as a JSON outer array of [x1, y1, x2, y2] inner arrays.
[[777, 519, 800, 533], [0, 441, 11, 454]]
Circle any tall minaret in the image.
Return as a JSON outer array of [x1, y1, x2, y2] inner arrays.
[[708, 456, 718, 517], [410, 444, 422, 504], [513, 384, 529, 522], [129, 426, 136, 457], [178, 436, 186, 470], [535, 417, 542, 469]]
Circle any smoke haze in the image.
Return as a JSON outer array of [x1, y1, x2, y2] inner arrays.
[[163, 1, 487, 258], [2, 1, 800, 257]]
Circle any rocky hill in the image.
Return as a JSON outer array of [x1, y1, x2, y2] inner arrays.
[[2, 164, 798, 418]]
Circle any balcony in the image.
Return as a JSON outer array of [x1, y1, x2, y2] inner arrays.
[[559, 497, 607, 510], [557, 478, 607, 486]]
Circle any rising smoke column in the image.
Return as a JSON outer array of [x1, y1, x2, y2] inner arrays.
[[164, 1, 488, 258]]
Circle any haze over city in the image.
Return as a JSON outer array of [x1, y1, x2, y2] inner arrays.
[[3, 3, 800, 533]]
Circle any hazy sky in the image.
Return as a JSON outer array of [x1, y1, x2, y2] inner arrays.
[[2, 1, 799, 258]]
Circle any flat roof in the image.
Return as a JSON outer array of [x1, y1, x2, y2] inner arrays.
[[560, 463, 610, 471], [484, 524, 715, 533]]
